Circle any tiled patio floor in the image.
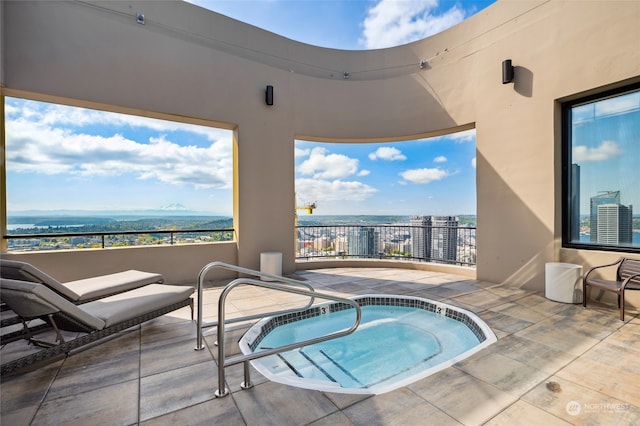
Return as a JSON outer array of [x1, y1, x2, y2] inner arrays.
[[2, 267, 639, 425]]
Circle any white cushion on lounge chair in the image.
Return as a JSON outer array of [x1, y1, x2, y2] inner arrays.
[[81, 284, 194, 327], [1, 279, 106, 330], [1, 279, 194, 330], [64, 270, 165, 301], [1, 259, 164, 302]]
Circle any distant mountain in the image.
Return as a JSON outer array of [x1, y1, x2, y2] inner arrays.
[[159, 203, 188, 211], [7, 207, 229, 219], [8, 216, 118, 227]]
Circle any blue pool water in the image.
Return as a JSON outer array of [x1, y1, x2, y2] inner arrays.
[[240, 295, 496, 394]]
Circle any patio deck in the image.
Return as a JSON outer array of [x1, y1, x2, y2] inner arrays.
[[1, 267, 639, 425]]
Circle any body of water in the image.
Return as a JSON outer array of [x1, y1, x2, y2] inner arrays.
[[579, 232, 640, 246]]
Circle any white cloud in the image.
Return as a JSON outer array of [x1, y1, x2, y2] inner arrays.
[[573, 140, 623, 163], [399, 167, 449, 184], [434, 155, 447, 163], [448, 128, 476, 143], [298, 147, 360, 179], [595, 92, 640, 117], [5, 99, 233, 189], [296, 178, 377, 202], [368, 146, 407, 161], [358, 170, 371, 176], [6, 98, 229, 141], [361, 0, 466, 49], [471, 157, 476, 169], [295, 147, 311, 158], [412, 128, 475, 145]]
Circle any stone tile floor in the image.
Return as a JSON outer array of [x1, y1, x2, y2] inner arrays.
[[1, 267, 639, 425]]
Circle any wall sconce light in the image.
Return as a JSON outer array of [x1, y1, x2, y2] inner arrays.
[[265, 85, 274, 106], [502, 59, 514, 84], [136, 13, 145, 25], [419, 60, 428, 69], [343, 71, 350, 80]]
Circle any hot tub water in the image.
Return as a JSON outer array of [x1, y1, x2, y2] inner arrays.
[[240, 295, 496, 394]]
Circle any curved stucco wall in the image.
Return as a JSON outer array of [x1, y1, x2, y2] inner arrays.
[[1, 1, 639, 292]]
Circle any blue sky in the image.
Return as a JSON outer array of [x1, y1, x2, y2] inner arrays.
[[188, 0, 496, 50], [295, 133, 476, 215], [5, 0, 499, 217], [570, 91, 640, 214]]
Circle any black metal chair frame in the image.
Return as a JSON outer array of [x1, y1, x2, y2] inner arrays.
[[583, 257, 640, 321], [1, 279, 194, 375]]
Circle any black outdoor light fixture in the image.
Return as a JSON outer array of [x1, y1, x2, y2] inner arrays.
[[265, 85, 274, 106], [502, 59, 514, 84]]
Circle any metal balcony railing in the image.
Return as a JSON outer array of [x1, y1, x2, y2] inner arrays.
[[4, 224, 477, 267], [296, 224, 476, 266], [3, 228, 235, 251]]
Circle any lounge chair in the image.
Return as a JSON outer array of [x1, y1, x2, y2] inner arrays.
[[583, 257, 640, 321], [0, 260, 167, 342], [0, 259, 165, 303], [0, 278, 194, 375]]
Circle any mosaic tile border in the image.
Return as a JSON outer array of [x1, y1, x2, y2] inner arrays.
[[248, 295, 488, 351]]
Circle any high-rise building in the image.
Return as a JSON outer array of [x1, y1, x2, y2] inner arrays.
[[313, 235, 331, 250], [431, 216, 459, 263], [347, 227, 378, 257], [570, 164, 581, 241], [335, 235, 348, 254], [596, 203, 633, 245], [590, 191, 620, 242], [410, 216, 430, 260], [589, 191, 633, 245], [410, 215, 459, 263]]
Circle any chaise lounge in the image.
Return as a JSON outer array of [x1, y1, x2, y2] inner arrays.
[[0, 259, 168, 343], [0, 259, 165, 304], [0, 278, 194, 375]]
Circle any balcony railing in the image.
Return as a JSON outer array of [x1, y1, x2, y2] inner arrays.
[[4, 224, 477, 267], [3, 228, 235, 251], [296, 224, 476, 267]]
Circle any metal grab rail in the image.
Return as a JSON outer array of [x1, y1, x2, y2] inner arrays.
[[195, 261, 317, 351], [213, 277, 361, 397]]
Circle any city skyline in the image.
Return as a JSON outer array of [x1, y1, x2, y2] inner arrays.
[[8, 213, 477, 265], [297, 216, 475, 265]]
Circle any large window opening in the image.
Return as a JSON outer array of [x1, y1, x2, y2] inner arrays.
[[294, 130, 477, 265], [4, 97, 233, 251], [563, 82, 640, 252]]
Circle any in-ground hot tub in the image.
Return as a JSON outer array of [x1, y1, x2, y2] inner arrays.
[[240, 294, 496, 394]]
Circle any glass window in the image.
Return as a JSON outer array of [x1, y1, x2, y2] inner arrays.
[[563, 83, 640, 252]]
